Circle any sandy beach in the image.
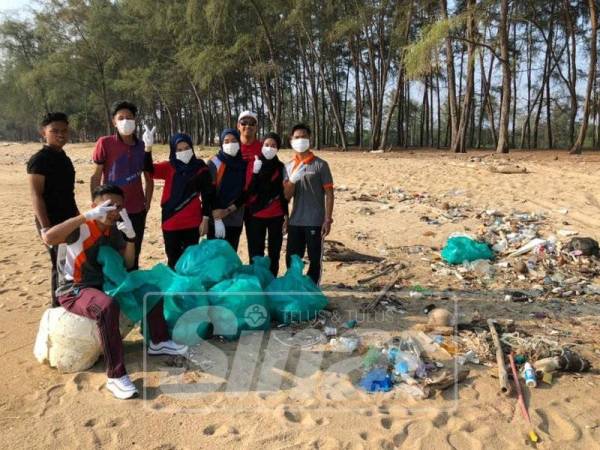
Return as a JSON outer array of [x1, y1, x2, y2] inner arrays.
[[1, 142, 600, 449]]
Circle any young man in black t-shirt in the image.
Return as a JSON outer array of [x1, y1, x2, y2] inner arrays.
[[27, 112, 79, 307]]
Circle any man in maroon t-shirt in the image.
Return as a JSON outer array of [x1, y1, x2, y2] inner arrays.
[[90, 101, 154, 270]]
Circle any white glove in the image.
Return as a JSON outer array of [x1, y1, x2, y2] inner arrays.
[[289, 163, 307, 184], [214, 219, 226, 239], [84, 199, 116, 221], [117, 210, 136, 239], [252, 155, 263, 174], [142, 124, 156, 149]]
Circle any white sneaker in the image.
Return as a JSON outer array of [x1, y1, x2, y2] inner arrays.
[[148, 340, 189, 356], [106, 375, 138, 400]]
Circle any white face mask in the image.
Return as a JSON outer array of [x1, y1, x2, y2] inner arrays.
[[291, 138, 310, 153], [176, 149, 194, 164], [222, 142, 240, 157], [116, 119, 136, 136], [261, 146, 278, 160]]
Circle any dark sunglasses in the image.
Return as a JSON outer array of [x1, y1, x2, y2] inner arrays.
[[240, 120, 256, 127]]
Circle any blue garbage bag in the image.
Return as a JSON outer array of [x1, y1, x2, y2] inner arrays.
[[158, 272, 210, 345], [175, 239, 242, 288], [208, 274, 270, 340], [97, 246, 163, 322], [234, 256, 275, 289], [265, 255, 328, 324], [441, 236, 494, 265], [98, 246, 210, 343]]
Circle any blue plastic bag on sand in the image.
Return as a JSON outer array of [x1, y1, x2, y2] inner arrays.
[[359, 368, 393, 393], [234, 256, 275, 289], [441, 236, 494, 265], [265, 255, 328, 324], [175, 239, 242, 288], [208, 274, 270, 340]]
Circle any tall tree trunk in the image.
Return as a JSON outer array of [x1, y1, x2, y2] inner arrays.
[[520, 21, 532, 149], [496, 0, 511, 153], [453, 0, 475, 154], [440, 0, 459, 148], [436, 71, 441, 148], [570, 0, 597, 154], [381, 70, 403, 149], [564, 0, 578, 146], [511, 20, 517, 148]]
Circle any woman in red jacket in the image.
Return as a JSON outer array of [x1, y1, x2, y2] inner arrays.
[[151, 133, 215, 268]]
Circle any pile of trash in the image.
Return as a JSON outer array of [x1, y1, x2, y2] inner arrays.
[[356, 335, 469, 399], [433, 209, 600, 298], [455, 319, 592, 384]]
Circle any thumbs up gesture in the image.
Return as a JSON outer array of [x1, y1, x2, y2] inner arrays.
[[142, 124, 156, 150], [252, 155, 263, 174]]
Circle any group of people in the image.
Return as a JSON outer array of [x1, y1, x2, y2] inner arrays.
[[26, 101, 335, 399]]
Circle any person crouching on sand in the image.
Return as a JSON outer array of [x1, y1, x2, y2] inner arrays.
[[42, 184, 188, 399]]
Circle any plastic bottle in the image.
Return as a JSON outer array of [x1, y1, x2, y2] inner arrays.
[[523, 362, 537, 387]]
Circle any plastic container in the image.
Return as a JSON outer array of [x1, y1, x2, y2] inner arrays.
[[523, 362, 537, 387]]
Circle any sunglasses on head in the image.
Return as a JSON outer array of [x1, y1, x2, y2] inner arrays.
[[240, 120, 256, 127]]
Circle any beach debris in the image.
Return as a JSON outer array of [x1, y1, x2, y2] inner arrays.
[[566, 237, 599, 257], [344, 319, 358, 329], [456, 350, 480, 365], [535, 351, 591, 374], [357, 262, 405, 284], [427, 308, 451, 327], [324, 325, 337, 337], [330, 336, 360, 353], [488, 319, 512, 395], [508, 238, 547, 258], [424, 368, 470, 393], [441, 236, 493, 264], [359, 368, 393, 392], [489, 164, 528, 174], [361, 272, 404, 312], [522, 362, 537, 387], [324, 240, 384, 263], [508, 352, 539, 443]]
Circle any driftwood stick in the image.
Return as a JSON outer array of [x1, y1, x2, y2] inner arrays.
[[357, 263, 405, 284], [362, 272, 404, 312], [488, 319, 512, 395]]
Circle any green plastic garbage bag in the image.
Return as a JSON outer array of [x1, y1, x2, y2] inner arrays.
[[157, 270, 211, 345], [208, 274, 270, 340], [234, 256, 275, 289], [265, 255, 329, 324], [97, 246, 163, 322], [175, 239, 242, 288], [441, 236, 494, 265]]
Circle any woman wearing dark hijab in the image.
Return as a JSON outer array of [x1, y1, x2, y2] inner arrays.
[[150, 133, 215, 268], [245, 132, 288, 276], [207, 128, 247, 251]]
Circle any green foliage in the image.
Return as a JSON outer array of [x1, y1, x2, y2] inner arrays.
[[404, 15, 464, 80]]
